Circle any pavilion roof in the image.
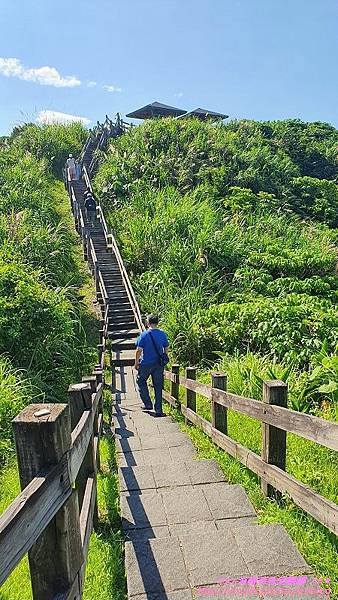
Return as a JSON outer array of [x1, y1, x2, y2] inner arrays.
[[126, 101, 187, 119], [179, 107, 228, 121]]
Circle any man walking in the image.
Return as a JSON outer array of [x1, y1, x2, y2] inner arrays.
[[84, 192, 97, 227], [134, 315, 169, 416]]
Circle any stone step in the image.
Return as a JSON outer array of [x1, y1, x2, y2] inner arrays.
[[108, 307, 134, 315], [109, 311, 136, 321], [111, 339, 137, 351], [112, 348, 135, 367], [107, 296, 130, 303], [109, 321, 137, 331], [108, 328, 140, 340], [118, 459, 227, 492], [125, 525, 310, 598], [107, 299, 131, 307]]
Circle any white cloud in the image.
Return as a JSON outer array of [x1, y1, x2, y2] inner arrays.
[[87, 80, 97, 88], [175, 92, 184, 98], [103, 84, 122, 93], [0, 57, 81, 88], [36, 110, 90, 125]]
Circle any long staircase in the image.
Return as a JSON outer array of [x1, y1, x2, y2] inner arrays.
[[68, 117, 315, 600], [68, 115, 142, 369]]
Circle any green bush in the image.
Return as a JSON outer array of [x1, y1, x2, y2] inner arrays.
[[95, 117, 338, 412], [0, 260, 85, 397], [194, 294, 338, 367], [11, 122, 86, 177], [0, 357, 39, 465], [289, 176, 338, 226], [0, 123, 94, 465]]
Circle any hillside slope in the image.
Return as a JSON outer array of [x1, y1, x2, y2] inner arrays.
[[95, 117, 338, 411]]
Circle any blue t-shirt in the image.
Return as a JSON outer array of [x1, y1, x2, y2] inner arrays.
[[136, 328, 169, 365]]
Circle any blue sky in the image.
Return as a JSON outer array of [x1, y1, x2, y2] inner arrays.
[[0, 0, 337, 134]]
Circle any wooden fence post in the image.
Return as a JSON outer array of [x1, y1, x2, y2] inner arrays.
[[185, 367, 196, 413], [261, 380, 288, 499], [211, 372, 227, 434], [95, 264, 100, 295], [83, 235, 88, 261], [68, 382, 99, 526], [171, 364, 180, 407], [68, 382, 92, 430], [12, 404, 83, 600]]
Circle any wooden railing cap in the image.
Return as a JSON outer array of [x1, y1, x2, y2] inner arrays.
[[12, 403, 68, 423], [264, 380, 288, 388], [68, 382, 91, 393]]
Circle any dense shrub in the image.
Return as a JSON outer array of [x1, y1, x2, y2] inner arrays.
[[95, 117, 338, 411], [0, 358, 38, 465], [10, 122, 86, 177], [0, 123, 94, 463], [194, 294, 338, 367]]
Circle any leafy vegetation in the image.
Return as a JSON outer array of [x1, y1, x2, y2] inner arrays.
[[0, 122, 94, 465], [95, 117, 338, 412], [94, 115, 338, 597]]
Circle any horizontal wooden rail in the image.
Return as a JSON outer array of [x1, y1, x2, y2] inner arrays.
[[89, 238, 98, 266], [0, 382, 103, 588], [83, 165, 92, 192], [181, 405, 338, 536], [0, 457, 71, 586], [80, 475, 96, 555], [212, 388, 338, 452], [98, 270, 109, 306], [164, 367, 338, 536], [164, 372, 338, 452]]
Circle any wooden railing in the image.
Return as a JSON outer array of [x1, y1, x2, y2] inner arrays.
[[82, 164, 143, 331], [110, 230, 144, 331], [163, 365, 338, 536], [0, 372, 104, 598], [86, 113, 131, 176]]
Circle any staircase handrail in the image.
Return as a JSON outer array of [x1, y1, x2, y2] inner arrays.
[[82, 165, 92, 192], [109, 232, 144, 331], [82, 116, 144, 331]]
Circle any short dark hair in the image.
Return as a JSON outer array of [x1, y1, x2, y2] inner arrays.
[[147, 314, 159, 325]]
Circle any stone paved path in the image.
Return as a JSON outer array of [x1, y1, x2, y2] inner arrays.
[[112, 366, 312, 600]]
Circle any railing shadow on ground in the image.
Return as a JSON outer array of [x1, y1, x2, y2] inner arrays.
[[111, 411, 171, 600]]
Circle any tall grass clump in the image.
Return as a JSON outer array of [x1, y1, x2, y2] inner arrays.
[[0, 121, 95, 466], [95, 117, 338, 411]]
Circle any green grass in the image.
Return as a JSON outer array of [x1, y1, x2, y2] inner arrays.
[[0, 180, 121, 599], [83, 433, 126, 600], [163, 386, 338, 599], [0, 423, 126, 600], [0, 464, 31, 600]]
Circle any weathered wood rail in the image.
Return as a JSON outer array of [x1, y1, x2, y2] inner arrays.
[[163, 366, 338, 536], [0, 375, 104, 598]]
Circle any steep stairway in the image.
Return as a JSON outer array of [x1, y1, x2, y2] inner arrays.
[[71, 176, 140, 368]]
